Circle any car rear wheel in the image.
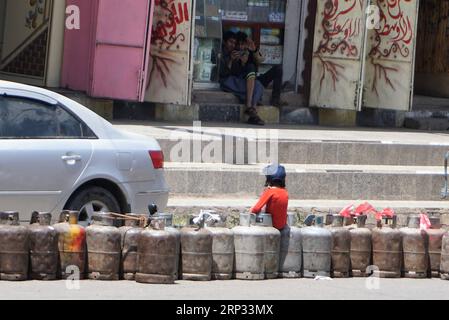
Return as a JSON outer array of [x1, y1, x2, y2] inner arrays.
[[66, 186, 121, 226]]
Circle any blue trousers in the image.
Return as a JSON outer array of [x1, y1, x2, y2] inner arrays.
[[220, 76, 264, 107]]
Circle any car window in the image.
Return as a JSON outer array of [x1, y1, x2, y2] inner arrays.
[[56, 106, 83, 137], [0, 96, 97, 139], [1, 97, 58, 138]]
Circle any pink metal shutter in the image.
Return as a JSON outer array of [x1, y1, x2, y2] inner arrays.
[[89, 0, 154, 101]]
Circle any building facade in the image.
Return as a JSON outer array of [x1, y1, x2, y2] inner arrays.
[[2, 0, 447, 121]]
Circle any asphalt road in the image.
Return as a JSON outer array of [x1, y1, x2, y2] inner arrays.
[[1, 278, 448, 300]]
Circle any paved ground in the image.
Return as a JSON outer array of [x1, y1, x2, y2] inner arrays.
[[1, 278, 448, 300], [112, 121, 449, 145]]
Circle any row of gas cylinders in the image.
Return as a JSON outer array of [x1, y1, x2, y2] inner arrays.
[[0, 210, 448, 282]]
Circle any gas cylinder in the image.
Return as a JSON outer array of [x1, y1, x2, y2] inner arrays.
[[0, 212, 30, 281], [344, 216, 355, 231], [302, 215, 332, 278], [119, 214, 145, 280], [441, 232, 449, 280], [53, 211, 86, 279], [426, 217, 446, 278], [324, 214, 334, 228], [232, 213, 265, 280], [86, 212, 121, 280], [400, 215, 429, 279], [349, 215, 372, 277], [254, 214, 280, 279], [206, 218, 234, 280], [329, 215, 351, 278], [279, 213, 302, 278], [180, 216, 213, 281], [154, 212, 181, 280], [28, 212, 58, 280], [372, 216, 403, 278], [136, 217, 178, 284]]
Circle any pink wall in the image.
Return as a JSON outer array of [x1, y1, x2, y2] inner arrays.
[[61, 0, 154, 101], [61, 0, 97, 92]]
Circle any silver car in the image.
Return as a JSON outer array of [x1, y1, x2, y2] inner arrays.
[[0, 80, 169, 225]]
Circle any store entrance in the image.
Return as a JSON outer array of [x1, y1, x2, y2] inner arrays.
[[193, 0, 287, 94], [414, 0, 449, 101]]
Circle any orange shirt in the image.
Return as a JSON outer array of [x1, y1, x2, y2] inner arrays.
[[251, 187, 289, 230]]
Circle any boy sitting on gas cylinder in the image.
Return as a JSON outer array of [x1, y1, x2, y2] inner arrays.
[[250, 164, 288, 231]]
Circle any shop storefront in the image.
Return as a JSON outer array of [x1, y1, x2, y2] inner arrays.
[[61, 0, 303, 106], [49, 0, 449, 117], [192, 0, 290, 89]]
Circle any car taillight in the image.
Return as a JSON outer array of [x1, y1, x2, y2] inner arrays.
[[149, 150, 164, 169]]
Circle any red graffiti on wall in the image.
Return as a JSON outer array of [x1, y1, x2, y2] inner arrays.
[[149, 0, 189, 88], [369, 0, 414, 96], [152, 0, 189, 50], [314, 0, 364, 91]]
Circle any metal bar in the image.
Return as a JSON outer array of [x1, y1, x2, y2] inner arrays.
[[442, 151, 449, 199]]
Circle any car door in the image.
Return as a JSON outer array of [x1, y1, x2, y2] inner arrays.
[[0, 94, 94, 219]]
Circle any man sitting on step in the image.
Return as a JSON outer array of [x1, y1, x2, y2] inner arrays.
[[219, 31, 265, 126], [235, 32, 287, 108]]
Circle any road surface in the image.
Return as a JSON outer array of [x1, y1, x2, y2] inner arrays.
[[1, 278, 448, 300]]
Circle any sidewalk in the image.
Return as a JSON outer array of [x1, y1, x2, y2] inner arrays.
[[112, 120, 449, 145]]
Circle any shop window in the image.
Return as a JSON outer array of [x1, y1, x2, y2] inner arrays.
[[194, 0, 222, 86], [194, 0, 287, 87], [222, 0, 286, 77]]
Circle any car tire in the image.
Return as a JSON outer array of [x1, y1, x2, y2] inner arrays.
[[65, 186, 121, 225]]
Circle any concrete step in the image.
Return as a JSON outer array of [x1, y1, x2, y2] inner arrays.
[[404, 110, 449, 131], [192, 89, 306, 108], [164, 163, 446, 201], [159, 138, 449, 166], [154, 90, 317, 125], [112, 121, 449, 166], [166, 196, 449, 229]]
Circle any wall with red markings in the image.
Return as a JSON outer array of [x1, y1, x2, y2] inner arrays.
[[145, 0, 192, 105]]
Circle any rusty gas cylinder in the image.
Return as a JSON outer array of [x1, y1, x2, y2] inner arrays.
[[329, 215, 351, 278], [28, 212, 58, 280], [53, 211, 86, 279], [206, 217, 234, 280], [119, 214, 145, 280], [156, 212, 181, 280], [136, 217, 178, 284], [279, 213, 302, 278], [425, 217, 446, 278], [302, 216, 332, 278], [441, 232, 449, 280], [400, 215, 429, 279], [0, 212, 30, 281], [344, 216, 355, 231], [232, 213, 265, 280], [324, 214, 334, 228], [372, 216, 403, 278], [350, 215, 372, 277], [180, 216, 213, 281], [86, 212, 121, 280]]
